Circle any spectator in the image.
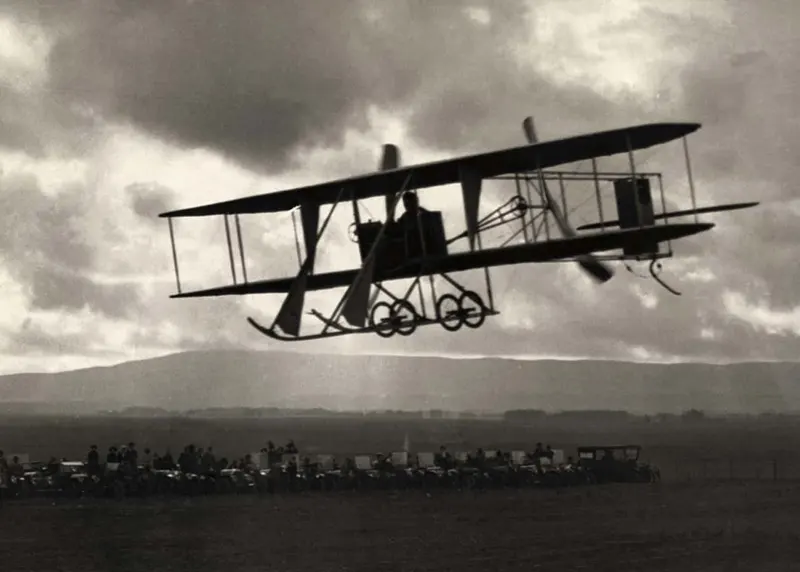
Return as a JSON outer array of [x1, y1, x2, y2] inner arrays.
[[178, 446, 192, 473], [141, 448, 153, 471], [87, 445, 100, 476], [125, 443, 138, 467], [202, 447, 216, 474], [0, 451, 9, 504], [8, 456, 23, 478]]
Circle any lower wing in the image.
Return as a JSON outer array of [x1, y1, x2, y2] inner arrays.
[[171, 222, 713, 299]]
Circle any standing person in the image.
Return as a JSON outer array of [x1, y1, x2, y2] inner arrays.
[[87, 445, 100, 476], [202, 448, 216, 475], [140, 448, 153, 471], [125, 443, 139, 468], [0, 451, 9, 507]]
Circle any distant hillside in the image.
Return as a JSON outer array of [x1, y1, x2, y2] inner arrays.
[[0, 350, 798, 415]]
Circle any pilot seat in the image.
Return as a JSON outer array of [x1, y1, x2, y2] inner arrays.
[[354, 210, 448, 275]]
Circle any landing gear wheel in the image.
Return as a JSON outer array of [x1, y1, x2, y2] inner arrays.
[[459, 290, 486, 329], [391, 300, 418, 336], [369, 301, 395, 338], [435, 293, 463, 332]]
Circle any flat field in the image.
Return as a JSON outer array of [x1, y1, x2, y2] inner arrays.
[[2, 415, 799, 571], [2, 482, 799, 571]]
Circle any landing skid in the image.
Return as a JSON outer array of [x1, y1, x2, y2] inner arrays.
[[625, 256, 681, 296], [248, 316, 373, 342], [649, 259, 681, 296], [247, 287, 499, 342]]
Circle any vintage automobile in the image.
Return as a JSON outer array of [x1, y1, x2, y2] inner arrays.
[[576, 445, 660, 483]]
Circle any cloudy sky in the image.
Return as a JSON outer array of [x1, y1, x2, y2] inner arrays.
[[0, 0, 795, 373]]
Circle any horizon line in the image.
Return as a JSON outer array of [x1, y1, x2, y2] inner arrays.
[[3, 347, 799, 377]]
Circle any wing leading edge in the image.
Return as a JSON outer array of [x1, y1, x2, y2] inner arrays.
[[171, 222, 713, 299], [160, 123, 700, 218]]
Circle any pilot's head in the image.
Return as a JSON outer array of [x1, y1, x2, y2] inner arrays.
[[402, 192, 419, 213]]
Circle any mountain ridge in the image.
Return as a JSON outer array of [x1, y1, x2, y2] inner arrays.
[[1, 350, 798, 415]]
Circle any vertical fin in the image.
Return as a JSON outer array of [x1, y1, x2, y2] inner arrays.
[[459, 165, 483, 251], [274, 273, 308, 336], [274, 203, 319, 335], [341, 255, 376, 327], [300, 203, 320, 275]]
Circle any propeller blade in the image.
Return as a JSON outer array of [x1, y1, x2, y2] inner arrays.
[[380, 144, 401, 221], [523, 116, 538, 144], [576, 254, 615, 282], [379, 144, 400, 171], [522, 116, 614, 283]]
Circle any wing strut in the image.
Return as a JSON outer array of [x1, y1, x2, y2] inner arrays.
[[591, 158, 605, 233], [272, 191, 343, 336], [168, 217, 182, 295], [224, 215, 238, 285], [235, 214, 248, 283], [683, 136, 698, 224]]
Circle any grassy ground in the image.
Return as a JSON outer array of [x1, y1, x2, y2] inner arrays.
[[2, 415, 798, 571], [2, 482, 799, 571]]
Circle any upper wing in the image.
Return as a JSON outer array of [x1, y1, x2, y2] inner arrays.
[[171, 222, 714, 299], [160, 122, 700, 218]]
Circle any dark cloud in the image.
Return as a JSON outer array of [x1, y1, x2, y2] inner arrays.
[[125, 182, 175, 221], [29, 268, 139, 318], [17, 0, 555, 174]]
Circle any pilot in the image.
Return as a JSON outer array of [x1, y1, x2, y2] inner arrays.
[[396, 191, 428, 227], [396, 192, 429, 257]]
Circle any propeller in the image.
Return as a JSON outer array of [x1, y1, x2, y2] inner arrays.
[[523, 116, 614, 283], [380, 144, 401, 222], [380, 143, 400, 171]]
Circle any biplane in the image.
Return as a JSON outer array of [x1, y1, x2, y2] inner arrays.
[[159, 116, 756, 342]]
